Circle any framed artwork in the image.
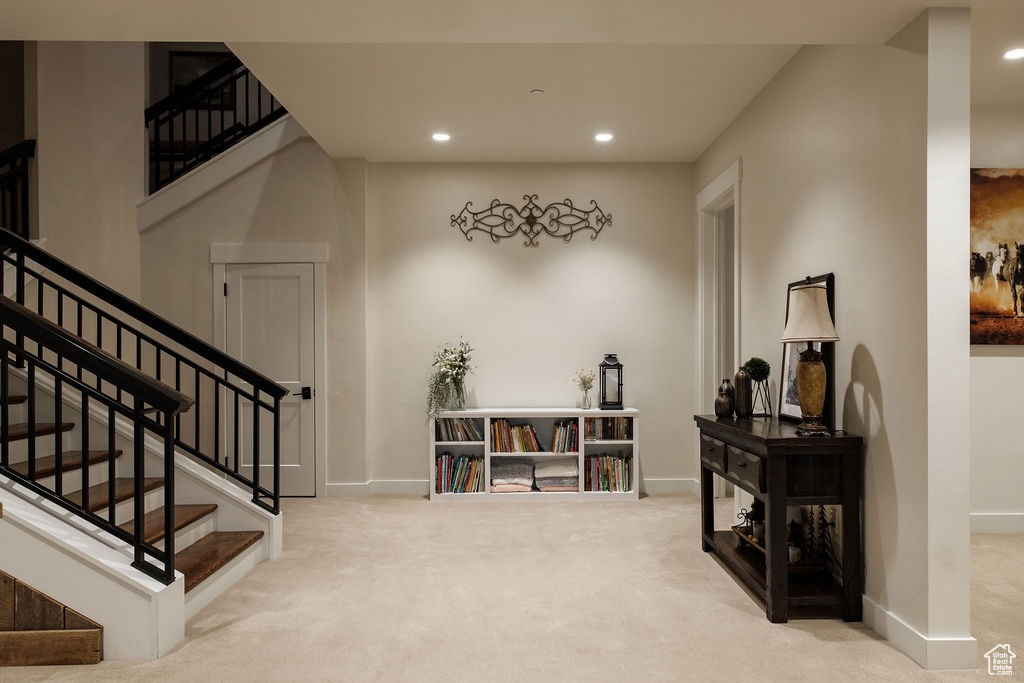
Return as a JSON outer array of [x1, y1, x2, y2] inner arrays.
[[778, 273, 835, 426], [970, 168, 1024, 344], [169, 51, 235, 109]]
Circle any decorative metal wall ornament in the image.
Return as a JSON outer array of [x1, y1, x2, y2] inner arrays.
[[451, 194, 611, 247]]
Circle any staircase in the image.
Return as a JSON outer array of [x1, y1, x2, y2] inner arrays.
[[0, 231, 286, 661], [145, 53, 287, 193]]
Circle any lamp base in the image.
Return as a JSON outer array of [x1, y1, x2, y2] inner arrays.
[[796, 417, 832, 437]]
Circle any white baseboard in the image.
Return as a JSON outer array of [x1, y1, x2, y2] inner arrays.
[[324, 478, 695, 498], [641, 478, 699, 496], [970, 512, 1024, 533], [863, 594, 977, 670]]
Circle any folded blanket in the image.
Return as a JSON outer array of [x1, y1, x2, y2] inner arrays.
[[490, 458, 534, 480], [491, 477, 533, 487], [534, 476, 578, 488], [491, 483, 533, 493], [537, 484, 578, 492], [534, 458, 578, 479]]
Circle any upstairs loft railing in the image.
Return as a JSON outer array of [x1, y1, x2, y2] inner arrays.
[[145, 54, 287, 193], [0, 229, 287, 521], [1, 296, 193, 584], [0, 140, 35, 241]]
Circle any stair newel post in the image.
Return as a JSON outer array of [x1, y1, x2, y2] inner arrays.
[[273, 393, 281, 513], [251, 388, 260, 505], [161, 409, 175, 582]]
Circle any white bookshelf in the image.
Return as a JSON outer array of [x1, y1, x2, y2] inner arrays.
[[429, 407, 639, 501]]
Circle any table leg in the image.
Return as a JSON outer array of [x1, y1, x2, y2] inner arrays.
[[700, 465, 714, 551]]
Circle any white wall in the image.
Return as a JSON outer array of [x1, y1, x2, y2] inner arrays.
[[33, 42, 145, 298], [365, 163, 695, 491], [970, 106, 1024, 532], [695, 42, 941, 651], [138, 137, 370, 491]]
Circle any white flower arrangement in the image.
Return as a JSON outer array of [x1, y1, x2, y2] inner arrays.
[[426, 339, 474, 418], [574, 368, 596, 393]]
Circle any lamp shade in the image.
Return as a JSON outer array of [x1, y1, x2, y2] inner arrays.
[[780, 283, 839, 343]]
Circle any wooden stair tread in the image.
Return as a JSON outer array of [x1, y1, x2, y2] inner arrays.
[[2, 422, 74, 442], [176, 531, 264, 593], [65, 477, 163, 512], [118, 504, 217, 545], [0, 394, 27, 406], [9, 450, 122, 479]]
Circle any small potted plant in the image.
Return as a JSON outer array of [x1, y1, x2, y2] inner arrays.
[[742, 357, 772, 417]]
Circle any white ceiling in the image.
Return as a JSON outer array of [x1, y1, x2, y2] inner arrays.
[[1, 0, 1021, 162]]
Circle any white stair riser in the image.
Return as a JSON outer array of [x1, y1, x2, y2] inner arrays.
[[24, 459, 117, 494], [5, 402, 26, 423], [159, 516, 216, 553], [92, 486, 165, 526], [3, 430, 79, 463]]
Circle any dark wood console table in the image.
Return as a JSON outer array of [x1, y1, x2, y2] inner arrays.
[[693, 415, 863, 623]]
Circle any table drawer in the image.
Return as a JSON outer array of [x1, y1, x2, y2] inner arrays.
[[699, 435, 726, 474], [726, 446, 764, 493]]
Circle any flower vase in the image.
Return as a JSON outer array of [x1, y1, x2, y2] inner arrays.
[[580, 391, 592, 409], [450, 379, 466, 410]]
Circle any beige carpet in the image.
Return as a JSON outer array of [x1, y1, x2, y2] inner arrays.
[[2, 495, 1021, 682]]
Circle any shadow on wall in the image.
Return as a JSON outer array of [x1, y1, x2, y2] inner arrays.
[[842, 343, 895, 611]]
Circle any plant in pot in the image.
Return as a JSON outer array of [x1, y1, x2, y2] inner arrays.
[[742, 356, 772, 417]]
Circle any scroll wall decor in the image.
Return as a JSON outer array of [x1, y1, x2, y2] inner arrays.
[[451, 194, 611, 247]]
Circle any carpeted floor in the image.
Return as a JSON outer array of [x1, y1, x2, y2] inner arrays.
[[2, 495, 1021, 681]]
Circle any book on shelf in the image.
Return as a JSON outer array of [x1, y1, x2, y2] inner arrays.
[[583, 416, 633, 441], [550, 419, 578, 453], [584, 451, 632, 492], [435, 417, 484, 442], [490, 419, 544, 453], [435, 451, 484, 493]]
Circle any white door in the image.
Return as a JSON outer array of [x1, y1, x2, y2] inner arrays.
[[225, 262, 316, 496]]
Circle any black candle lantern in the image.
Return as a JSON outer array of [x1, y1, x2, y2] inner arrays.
[[599, 353, 623, 410]]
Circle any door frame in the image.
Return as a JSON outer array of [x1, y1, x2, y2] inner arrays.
[[696, 160, 741, 498], [211, 243, 329, 497]]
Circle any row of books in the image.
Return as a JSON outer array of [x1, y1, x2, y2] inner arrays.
[[490, 419, 544, 452], [551, 419, 578, 453], [435, 452, 484, 493], [584, 452, 632, 492], [584, 416, 633, 441], [435, 417, 484, 442]]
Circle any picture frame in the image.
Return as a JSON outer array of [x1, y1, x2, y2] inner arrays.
[[169, 51, 235, 109], [778, 273, 836, 426]]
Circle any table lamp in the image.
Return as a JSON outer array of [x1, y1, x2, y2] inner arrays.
[[780, 280, 838, 436]]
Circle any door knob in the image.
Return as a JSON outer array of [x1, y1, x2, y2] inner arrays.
[[293, 386, 312, 400]]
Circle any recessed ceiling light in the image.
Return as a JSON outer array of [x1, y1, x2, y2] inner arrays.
[[432, 132, 451, 142], [530, 88, 545, 95], [1005, 48, 1024, 60], [595, 132, 614, 143]]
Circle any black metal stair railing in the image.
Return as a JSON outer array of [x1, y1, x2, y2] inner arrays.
[[0, 140, 35, 241], [145, 54, 287, 193], [0, 229, 287, 518], [0, 297, 192, 585]]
